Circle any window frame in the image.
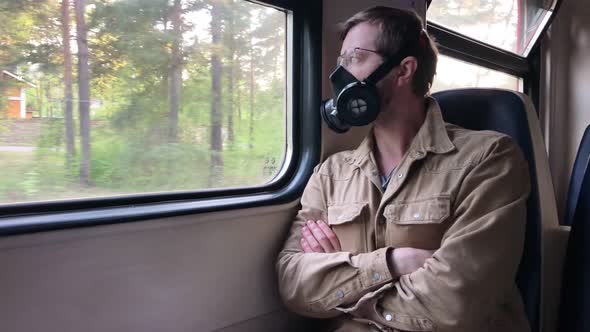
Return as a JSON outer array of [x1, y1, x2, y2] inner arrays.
[[426, 0, 564, 111], [0, 0, 322, 235], [431, 53, 524, 94], [427, 21, 533, 106], [427, 22, 529, 78]]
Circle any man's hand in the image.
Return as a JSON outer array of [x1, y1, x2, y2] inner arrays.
[[299, 220, 433, 277], [300, 220, 342, 253], [387, 247, 436, 278]]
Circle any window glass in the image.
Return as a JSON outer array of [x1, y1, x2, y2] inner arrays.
[[428, 0, 555, 56], [431, 55, 522, 92], [0, 0, 288, 204]]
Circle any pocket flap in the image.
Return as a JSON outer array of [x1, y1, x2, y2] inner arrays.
[[384, 197, 450, 225], [327, 203, 366, 226]]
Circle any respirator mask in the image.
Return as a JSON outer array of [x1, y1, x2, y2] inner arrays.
[[320, 41, 417, 133]]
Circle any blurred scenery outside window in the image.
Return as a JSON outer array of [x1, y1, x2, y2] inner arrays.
[[0, 0, 287, 204], [431, 54, 522, 92], [428, 0, 555, 56]]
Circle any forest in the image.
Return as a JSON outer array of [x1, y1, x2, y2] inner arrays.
[[0, 0, 286, 203]]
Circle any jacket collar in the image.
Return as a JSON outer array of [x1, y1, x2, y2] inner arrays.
[[348, 97, 455, 167]]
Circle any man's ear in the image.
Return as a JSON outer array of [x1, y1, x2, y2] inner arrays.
[[396, 56, 418, 87]]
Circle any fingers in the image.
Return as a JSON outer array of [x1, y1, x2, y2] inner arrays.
[[305, 220, 336, 253], [301, 221, 328, 253], [300, 237, 313, 253], [316, 220, 341, 251], [300, 220, 342, 253]]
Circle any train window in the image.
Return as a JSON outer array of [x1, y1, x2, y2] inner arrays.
[[431, 54, 523, 92], [428, 0, 556, 56], [0, 0, 288, 205]]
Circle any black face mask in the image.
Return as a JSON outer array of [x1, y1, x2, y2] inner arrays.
[[320, 47, 413, 133]]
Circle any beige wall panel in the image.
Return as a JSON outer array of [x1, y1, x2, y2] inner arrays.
[[0, 202, 304, 332]]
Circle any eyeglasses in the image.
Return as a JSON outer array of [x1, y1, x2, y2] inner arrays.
[[337, 47, 382, 68]]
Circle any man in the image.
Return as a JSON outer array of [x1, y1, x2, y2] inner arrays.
[[277, 6, 530, 332]]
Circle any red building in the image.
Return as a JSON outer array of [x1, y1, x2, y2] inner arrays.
[[1, 70, 36, 119]]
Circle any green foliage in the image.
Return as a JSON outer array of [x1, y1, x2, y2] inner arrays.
[[36, 119, 64, 149], [0, 139, 69, 202], [0, 0, 287, 204]]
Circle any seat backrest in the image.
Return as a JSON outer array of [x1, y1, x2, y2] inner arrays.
[[564, 125, 590, 226], [558, 134, 590, 332], [432, 88, 542, 332]]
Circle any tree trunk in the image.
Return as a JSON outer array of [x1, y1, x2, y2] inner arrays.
[[168, 0, 182, 143], [45, 83, 53, 118], [227, 65, 234, 145], [236, 68, 242, 121], [209, 2, 223, 187], [226, 4, 235, 146], [248, 39, 254, 150], [75, 0, 91, 186], [61, 0, 75, 171], [36, 80, 43, 118]]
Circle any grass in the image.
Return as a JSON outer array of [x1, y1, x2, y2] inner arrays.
[[0, 146, 284, 205]]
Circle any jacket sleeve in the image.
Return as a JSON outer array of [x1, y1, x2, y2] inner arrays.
[[355, 136, 531, 331], [276, 165, 394, 318]]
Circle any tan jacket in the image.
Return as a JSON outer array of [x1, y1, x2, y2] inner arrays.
[[276, 98, 531, 332]]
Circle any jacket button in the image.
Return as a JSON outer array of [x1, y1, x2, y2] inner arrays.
[[372, 272, 381, 281], [335, 289, 344, 299], [397, 173, 403, 179], [384, 313, 393, 321]]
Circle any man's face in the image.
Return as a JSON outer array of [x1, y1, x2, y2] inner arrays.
[[339, 22, 401, 111], [339, 22, 384, 81]]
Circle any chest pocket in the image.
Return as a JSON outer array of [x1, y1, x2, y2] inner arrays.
[[384, 196, 451, 250], [327, 203, 368, 254]]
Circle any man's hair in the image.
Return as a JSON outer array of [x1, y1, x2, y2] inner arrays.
[[339, 6, 438, 96]]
